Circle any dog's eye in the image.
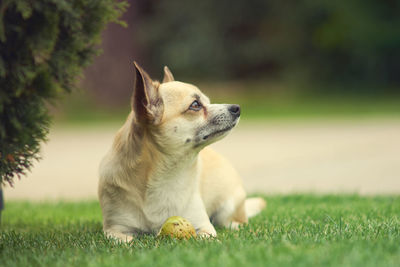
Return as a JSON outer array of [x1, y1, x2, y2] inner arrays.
[[189, 100, 202, 111]]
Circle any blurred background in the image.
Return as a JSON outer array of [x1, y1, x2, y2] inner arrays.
[[5, 0, 400, 200]]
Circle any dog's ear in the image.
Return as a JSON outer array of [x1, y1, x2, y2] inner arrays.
[[162, 66, 174, 83], [132, 62, 163, 124]]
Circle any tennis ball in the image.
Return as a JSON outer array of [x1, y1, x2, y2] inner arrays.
[[157, 216, 197, 239]]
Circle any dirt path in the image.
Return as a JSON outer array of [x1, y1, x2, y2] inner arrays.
[[4, 119, 400, 200]]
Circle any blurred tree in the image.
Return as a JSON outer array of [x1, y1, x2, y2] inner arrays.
[[135, 0, 276, 80], [269, 0, 400, 93], [131, 0, 400, 93], [0, 0, 127, 185]]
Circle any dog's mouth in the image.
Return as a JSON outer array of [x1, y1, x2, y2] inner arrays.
[[202, 124, 235, 140], [193, 116, 239, 148]]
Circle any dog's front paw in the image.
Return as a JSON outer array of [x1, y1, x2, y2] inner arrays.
[[197, 227, 217, 238], [105, 230, 134, 243]]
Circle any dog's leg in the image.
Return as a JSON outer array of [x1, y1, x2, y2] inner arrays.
[[104, 226, 134, 243], [197, 223, 217, 237], [185, 194, 217, 237], [211, 198, 248, 230]]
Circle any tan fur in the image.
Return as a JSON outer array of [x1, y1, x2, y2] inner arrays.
[[98, 62, 266, 242]]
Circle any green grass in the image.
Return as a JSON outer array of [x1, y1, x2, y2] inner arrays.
[[238, 97, 400, 120], [54, 97, 400, 126], [1, 195, 399, 266], [51, 83, 400, 126]]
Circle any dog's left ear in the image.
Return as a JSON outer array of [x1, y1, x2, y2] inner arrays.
[[162, 66, 174, 83], [132, 62, 163, 125]]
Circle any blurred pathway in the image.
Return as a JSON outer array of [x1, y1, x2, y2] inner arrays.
[[4, 119, 400, 200]]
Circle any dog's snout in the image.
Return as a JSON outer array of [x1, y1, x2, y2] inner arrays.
[[228, 104, 241, 117]]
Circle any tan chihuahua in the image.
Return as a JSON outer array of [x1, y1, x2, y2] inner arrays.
[[98, 62, 266, 242]]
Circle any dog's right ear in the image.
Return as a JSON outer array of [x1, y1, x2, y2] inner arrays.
[[132, 62, 163, 125]]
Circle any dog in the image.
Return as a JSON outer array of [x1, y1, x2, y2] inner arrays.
[[98, 62, 266, 242]]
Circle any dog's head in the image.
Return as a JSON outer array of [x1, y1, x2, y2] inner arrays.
[[131, 62, 240, 153]]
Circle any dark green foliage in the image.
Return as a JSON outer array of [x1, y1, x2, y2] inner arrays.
[[0, 0, 127, 185], [136, 0, 400, 93]]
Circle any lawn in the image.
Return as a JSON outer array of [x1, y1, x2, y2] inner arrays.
[[1, 195, 399, 267], [52, 82, 400, 126]]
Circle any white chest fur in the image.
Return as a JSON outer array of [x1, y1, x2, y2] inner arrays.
[[142, 160, 200, 230]]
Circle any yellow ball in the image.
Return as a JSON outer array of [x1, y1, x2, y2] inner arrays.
[[157, 216, 197, 239]]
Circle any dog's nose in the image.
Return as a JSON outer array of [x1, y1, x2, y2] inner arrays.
[[228, 104, 241, 117]]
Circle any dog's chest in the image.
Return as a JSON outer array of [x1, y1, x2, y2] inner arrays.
[[142, 169, 198, 229]]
